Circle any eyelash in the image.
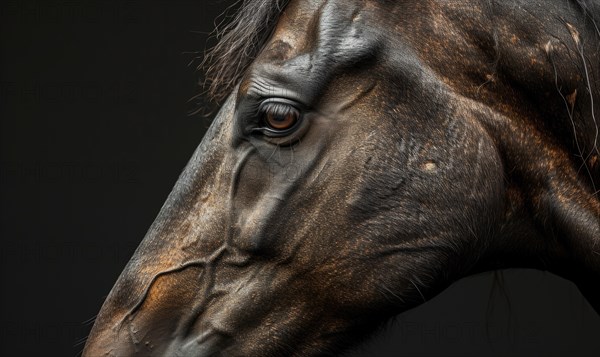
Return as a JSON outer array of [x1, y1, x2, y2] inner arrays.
[[260, 102, 298, 121]]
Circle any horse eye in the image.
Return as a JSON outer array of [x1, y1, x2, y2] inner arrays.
[[258, 100, 301, 134], [265, 109, 298, 130]]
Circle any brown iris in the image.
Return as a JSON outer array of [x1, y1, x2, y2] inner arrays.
[[262, 103, 299, 131], [265, 111, 297, 130]]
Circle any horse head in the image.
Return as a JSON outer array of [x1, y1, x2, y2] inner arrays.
[[84, 0, 599, 355]]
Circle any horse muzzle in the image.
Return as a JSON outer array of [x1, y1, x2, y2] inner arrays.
[[83, 327, 232, 357]]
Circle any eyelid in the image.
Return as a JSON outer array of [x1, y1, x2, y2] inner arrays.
[[259, 101, 298, 120], [258, 98, 303, 112]]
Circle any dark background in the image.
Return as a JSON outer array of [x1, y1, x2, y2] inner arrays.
[[1, 1, 598, 356]]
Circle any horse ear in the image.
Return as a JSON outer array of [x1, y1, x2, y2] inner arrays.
[[538, 189, 600, 312]]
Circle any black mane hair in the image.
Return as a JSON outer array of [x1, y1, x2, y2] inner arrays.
[[201, 0, 599, 104], [201, 0, 289, 103], [575, 0, 600, 30]]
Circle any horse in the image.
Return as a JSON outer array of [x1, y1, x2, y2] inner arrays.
[[83, 0, 600, 355]]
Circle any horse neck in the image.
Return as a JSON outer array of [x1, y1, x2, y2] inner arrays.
[[413, 0, 600, 311]]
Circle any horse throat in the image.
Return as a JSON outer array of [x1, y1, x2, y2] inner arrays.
[[420, 0, 600, 313]]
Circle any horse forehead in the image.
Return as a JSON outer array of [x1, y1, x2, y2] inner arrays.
[[264, 0, 379, 64]]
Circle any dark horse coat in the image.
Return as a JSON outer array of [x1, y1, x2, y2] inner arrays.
[[85, 0, 600, 355]]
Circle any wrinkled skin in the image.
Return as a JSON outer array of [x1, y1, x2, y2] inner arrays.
[[84, 0, 600, 356]]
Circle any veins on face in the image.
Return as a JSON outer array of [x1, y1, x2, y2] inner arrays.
[[117, 147, 260, 350]]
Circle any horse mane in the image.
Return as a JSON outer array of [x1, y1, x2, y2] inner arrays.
[[201, 0, 599, 104], [574, 0, 600, 27], [571, 0, 600, 174], [201, 0, 289, 103]]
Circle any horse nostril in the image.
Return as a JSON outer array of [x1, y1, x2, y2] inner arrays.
[[82, 331, 137, 357]]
